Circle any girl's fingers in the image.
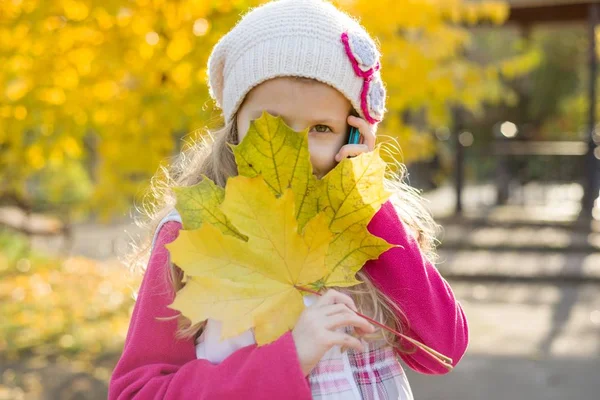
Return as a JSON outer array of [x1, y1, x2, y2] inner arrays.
[[335, 144, 369, 161], [327, 331, 365, 352], [348, 115, 376, 151], [325, 312, 375, 333], [316, 289, 357, 311]]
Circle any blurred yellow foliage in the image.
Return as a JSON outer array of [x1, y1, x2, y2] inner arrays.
[[0, 0, 529, 217], [0, 233, 139, 360]]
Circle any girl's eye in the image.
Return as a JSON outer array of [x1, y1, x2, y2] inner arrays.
[[313, 125, 333, 133]]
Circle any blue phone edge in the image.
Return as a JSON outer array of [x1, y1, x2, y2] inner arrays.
[[348, 126, 360, 145]]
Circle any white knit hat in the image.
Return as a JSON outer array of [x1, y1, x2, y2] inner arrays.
[[207, 0, 387, 125]]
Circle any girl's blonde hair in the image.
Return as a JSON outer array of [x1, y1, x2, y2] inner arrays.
[[133, 104, 439, 353]]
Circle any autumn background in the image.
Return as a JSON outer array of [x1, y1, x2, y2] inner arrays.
[[2, 0, 600, 399]]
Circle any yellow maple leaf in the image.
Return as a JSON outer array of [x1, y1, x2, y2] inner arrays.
[[168, 112, 394, 345]]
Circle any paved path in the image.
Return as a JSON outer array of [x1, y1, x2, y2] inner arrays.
[[407, 281, 600, 400], [412, 185, 600, 398]]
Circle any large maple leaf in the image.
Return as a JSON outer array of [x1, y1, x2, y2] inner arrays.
[[167, 112, 395, 345]]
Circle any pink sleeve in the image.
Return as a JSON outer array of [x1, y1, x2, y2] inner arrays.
[[109, 221, 311, 399], [364, 201, 469, 375]]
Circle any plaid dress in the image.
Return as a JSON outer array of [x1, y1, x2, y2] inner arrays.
[[308, 339, 412, 400]]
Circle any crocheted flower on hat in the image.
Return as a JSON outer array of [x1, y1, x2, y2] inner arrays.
[[345, 31, 380, 72], [367, 76, 385, 121], [341, 31, 386, 124]]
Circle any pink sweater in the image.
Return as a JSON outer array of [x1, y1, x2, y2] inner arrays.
[[109, 201, 468, 399]]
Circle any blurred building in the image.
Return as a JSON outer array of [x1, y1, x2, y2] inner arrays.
[[448, 0, 600, 217]]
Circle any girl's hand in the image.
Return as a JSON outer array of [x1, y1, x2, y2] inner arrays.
[[334, 115, 377, 162], [291, 289, 375, 377]]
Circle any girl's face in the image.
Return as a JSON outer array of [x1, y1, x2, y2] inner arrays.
[[236, 77, 352, 178]]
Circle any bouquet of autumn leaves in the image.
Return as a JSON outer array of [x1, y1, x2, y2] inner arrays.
[[166, 112, 451, 368]]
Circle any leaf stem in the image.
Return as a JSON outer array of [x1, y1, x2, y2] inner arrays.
[[296, 285, 453, 371]]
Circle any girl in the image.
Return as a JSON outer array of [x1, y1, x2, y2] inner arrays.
[[109, 1, 468, 399]]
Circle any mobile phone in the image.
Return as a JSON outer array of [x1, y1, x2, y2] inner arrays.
[[347, 126, 360, 145]]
